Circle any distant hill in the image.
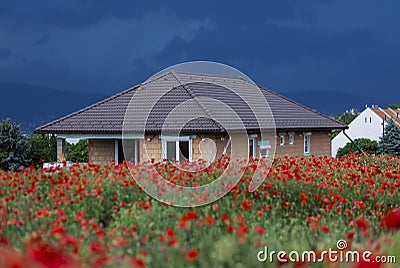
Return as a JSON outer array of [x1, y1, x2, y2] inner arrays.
[[280, 90, 399, 116], [0, 83, 107, 133]]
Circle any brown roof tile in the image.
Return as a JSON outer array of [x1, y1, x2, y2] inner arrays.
[[34, 71, 346, 134]]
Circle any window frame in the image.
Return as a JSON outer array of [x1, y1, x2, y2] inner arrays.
[[303, 132, 311, 156], [288, 132, 294, 146], [279, 134, 285, 146], [258, 140, 271, 158], [161, 136, 192, 162], [249, 135, 257, 158]]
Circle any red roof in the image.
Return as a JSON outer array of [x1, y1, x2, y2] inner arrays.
[[371, 108, 400, 127]]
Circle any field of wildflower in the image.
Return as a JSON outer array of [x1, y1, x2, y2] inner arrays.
[[1, 154, 400, 267]]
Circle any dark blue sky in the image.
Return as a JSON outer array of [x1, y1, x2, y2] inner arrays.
[[0, 0, 399, 96]]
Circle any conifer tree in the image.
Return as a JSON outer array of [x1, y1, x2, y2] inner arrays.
[[378, 119, 400, 156], [0, 118, 31, 170]]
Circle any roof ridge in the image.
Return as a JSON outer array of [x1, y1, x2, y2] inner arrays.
[[378, 107, 391, 119], [171, 70, 248, 81], [259, 86, 347, 129], [170, 71, 223, 131], [375, 107, 400, 127], [35, 85, 140, 132], [144, 69, 180, 84], [387, 107, 399, 117]]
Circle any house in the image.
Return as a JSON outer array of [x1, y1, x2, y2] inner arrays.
[[35, 71, 346, 164], [332, 107, 400, 157]]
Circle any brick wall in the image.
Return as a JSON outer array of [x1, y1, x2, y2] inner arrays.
[[88, 131, 332, 164], [139, 135, 162, 161], [274, 131, 331, 157], [88, 139, 114, 164], [139, 133, 229, 163], [192, 134, 229, 160]]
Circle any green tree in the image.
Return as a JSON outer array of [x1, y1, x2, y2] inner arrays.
[[334, 110, 360, 125], [387, 104, 400, 109], [27, 134, 57, 167], [65, 139, 89, 163], [0, 118, 31, 170], [378, 119, 400, 155], [336, 138, 378, 158]]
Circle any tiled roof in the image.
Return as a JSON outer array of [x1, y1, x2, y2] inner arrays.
[[34, 71, 346, 134], [371, 108, 400, 127]]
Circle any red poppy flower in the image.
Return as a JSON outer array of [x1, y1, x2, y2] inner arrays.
[[321, 225, 329, 233], [354, 215, 370, 231], [129, 257, 147, 268], [89, 241, 102, 253], [255, 226, 264, 235], [28, 244, 70, 268], [382, 207, 400, 230], [240, 200, 251, 210], [186, 249, 199, 261], [227, 225, 234, 233]]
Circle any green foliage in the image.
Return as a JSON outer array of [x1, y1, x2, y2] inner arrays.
[[334, 110, 359, 125], [0, 118, 31, 171], [336, 138, 378, 158], [65, 139, 89, 162], [27, 134, 57, 167], [378, 119, 400, 155], [387, 104, 400, 109], [332, 110, 360, 138]]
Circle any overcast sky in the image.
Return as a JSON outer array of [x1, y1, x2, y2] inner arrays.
[[0, 0, 399, 96]]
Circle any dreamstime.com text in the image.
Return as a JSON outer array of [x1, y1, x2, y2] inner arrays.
[[257, 240, 396, 264]]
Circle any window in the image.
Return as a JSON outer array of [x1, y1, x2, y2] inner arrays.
[[115, 139, 140, 164], [259, 148, 269, 158], [166, 141, 176, 161], [279, 134, 285, 146], [249, 135, 257, 158], [258, 140, 271, 158], [288, 133, 294, 146], [365, 117, 367, 123], [162, 136, 192, 162], [370, 117, 372, 123], [304, 133, 311, 156]]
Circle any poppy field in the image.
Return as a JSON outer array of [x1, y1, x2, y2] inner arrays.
[[1, 154, 400, 267]]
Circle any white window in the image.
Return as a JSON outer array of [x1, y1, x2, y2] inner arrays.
[[117, 139, 140, 164], [161, 136, 192, 162], [258, 140, 271, 158], [279, 134, 285, 146], [288, 133, 294, 146], [249, 135, 257, 158], [304, 133, 311, 156]]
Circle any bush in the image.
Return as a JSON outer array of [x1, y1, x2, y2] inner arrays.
[[27, 134, 57, 167], [336, 138, 378, 158], [65, 139, 89, 162]]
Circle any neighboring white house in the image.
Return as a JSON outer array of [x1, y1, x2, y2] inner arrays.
[[332, 107, 400, 157]]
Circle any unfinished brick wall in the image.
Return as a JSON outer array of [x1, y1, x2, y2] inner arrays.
[[192, 134, 229, 161], [274, 131, 331, 157], [139, 135, 162, 161], [88, 139, 114, 164], [88, 131, 331, 165], [137, 131, 332, 163], [139, 133, 229, 163]]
